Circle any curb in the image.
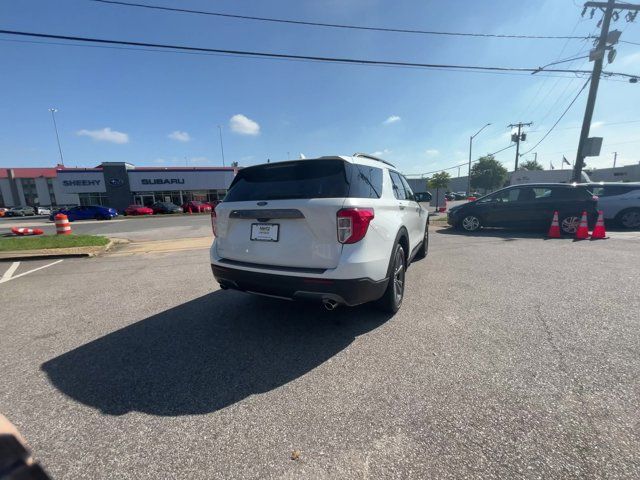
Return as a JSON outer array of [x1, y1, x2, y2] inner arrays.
[[0, 252, 93, 262], [0, 239, 121, 262]]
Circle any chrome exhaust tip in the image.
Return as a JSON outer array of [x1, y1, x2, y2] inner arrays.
[[323, 298, 339, 311]]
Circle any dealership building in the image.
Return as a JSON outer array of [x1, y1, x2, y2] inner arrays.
[[1, 162, 237, 211]]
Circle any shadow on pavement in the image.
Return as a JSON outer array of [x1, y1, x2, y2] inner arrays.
[[435, 226, 547, 239], [41, 291, 390, 416]]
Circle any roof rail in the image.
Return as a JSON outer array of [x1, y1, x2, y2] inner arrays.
[[352, 153, 396, 168]]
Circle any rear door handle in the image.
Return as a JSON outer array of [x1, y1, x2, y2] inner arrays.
[[399, 204, 405, 210]]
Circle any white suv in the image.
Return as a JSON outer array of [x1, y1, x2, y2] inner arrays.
[[583, 182, 640, 228], [210, 154, 429, 312]]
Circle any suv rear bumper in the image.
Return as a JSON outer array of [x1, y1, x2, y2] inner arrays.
[[211, 264, 388, 307]]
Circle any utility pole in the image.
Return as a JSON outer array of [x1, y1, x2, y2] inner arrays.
[[613, 151, 618, 168], [217, 125, 226, 167], [508, 122, 533, 171], [48, 108, 65, 166], [533, 152, 538, 164], [573, 0, 640, 181]]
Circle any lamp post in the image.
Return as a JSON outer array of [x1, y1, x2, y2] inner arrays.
[[217, 125, 226, 167], [48, 108, 65, 166], [468, 123, 491, 195]]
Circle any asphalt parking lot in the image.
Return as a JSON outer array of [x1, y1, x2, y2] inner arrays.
[[1, 227, 639, 479]]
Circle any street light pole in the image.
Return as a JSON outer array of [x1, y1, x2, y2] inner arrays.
[[468, 123, 491, 195], [217, 125, 226, 167], [48, 108, 65, 166]]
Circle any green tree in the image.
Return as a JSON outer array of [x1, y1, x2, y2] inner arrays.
[[427, 171, 451, 209], [470, 155, 508, 192], [519, 159, 544, 171]]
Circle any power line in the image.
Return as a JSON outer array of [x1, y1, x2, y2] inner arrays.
[[521, 78, 591, 156], [1, 30, 637, 79], [0, 38, 592, 79], [405, 144, 515, 178], [90, 0, 594, 41], [620, 39, 640, 45]]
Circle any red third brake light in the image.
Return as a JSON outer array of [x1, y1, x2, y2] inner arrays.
[[337, 208, 374, 244], [210, 207, 217, 236]]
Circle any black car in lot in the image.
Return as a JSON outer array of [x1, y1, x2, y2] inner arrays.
[[151, 201, 183, 214], [447, 183, 598, 234]]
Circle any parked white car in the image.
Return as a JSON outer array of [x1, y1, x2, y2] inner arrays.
[[35, 206, 51, 215], [210, 154, 430, 312], [583, 182, 640, 228]]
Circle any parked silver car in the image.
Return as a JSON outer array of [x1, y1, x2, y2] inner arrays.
[[583, 182, 640, 228]]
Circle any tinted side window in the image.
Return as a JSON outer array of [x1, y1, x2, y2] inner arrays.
[[389, 171, 407, 200], [551, 187, 590, 200], [399, 176, 416, 201], [533, 188, 552, 199], [493, 188, 521, 203], [347, 164, 383, 199], [603, 185, 639, 196]]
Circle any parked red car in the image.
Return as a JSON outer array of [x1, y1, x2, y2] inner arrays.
[[124, 204, 154, 216], [181, 201, 212, 213], [204, 200, 221, 210]]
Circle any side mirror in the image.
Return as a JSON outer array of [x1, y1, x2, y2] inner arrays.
[[424, 192, 432, 202]]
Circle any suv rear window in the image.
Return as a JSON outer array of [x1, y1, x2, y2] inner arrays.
[[224, 160, 382, 201]]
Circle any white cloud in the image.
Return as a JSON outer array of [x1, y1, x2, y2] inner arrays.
[[619, 52, 640, 67], [372, 148, 391, 156], [168, 130, 191, 142], [230, 114, 260, 135], [425, 149, 439, 157], [153, 158, 166, 164], [383, 115, 401, 125], [591, 121, 604, 129], [77, 127, 129, 144]]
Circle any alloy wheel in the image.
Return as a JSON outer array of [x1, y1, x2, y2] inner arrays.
[[561, 216, 580, 234], [620, 210, 640, 228], [393, 248, 405, 305], [462, 215, 480, 231]]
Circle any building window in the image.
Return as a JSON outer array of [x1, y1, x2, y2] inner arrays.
[[0, 187, 4, 208], [20, 178, 38, 206], [46, 178, 57, 206], [78, 193, 109, 206]]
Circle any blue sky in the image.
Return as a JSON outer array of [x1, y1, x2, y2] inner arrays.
[[1, 0, 640, 176]]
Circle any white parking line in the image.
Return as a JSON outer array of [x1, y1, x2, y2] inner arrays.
[[0, 260, 63, 284], [1, 261, 20, 282]]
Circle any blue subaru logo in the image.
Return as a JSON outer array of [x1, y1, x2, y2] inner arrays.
[[109, 178, 124, 187], [257, 201, 268, 206]]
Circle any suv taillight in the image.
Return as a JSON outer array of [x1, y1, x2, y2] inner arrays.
[[210, 208, 217, 236], [337, 208, 374, 244]]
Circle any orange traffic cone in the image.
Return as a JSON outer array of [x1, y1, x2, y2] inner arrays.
[[575, 211, 589, 240], [591, 210, 607, 239], [547, 210, 561, 238]]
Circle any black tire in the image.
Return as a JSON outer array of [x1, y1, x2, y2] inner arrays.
[[616, 208, 640, 229], [376, 243, 406, 313], [560, 215, 581, 235], [414, 222, 429, 259], [458, 214, 481, 232]]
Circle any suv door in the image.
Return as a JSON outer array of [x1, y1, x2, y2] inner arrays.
[[550, 186, 596, 222], [400, 174, 426, 246], [389, 171, 419, 251], [479, 187, 523, 226]]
